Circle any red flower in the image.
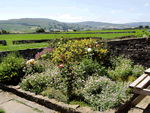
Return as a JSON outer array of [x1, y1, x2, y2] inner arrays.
[[59, 64, 64, 68], [96, 44, 99, 47], [61, 54, 64, 58], [89, 45, 92, 48]]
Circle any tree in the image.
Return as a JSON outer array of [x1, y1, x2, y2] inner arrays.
[[144, 25, 149, 29], [138, 25, 143, 29], [36, 28, 45, 33], [73, 29, 76, 32], [1, 29, 8, 34]]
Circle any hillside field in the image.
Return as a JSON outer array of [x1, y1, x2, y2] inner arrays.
[[0, 29, 145, 51]]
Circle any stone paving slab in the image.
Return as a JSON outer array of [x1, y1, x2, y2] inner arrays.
[[0, 89, 57, 113]]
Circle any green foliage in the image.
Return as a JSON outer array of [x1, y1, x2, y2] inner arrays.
[[108, 55, 145, 81], [78, 58, 107, 79], [138, 25, 143, 29], [36, 28, 45, 33], [0, 109, 5, 113], [20, 62, 61, 94], [22, 60, 45, 76], [132, 65, 145, 78], [1, 29, 9, 34], [0, 52, 25, 85], [42, 88, 68, 103], [81, 76, 131, 111], [144, 25, 149, 29]]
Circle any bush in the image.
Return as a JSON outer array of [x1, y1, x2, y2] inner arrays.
[[41, 88, 68, 103], [51, 38, 108, 65], [1, 29, 8, 34], [20, 62, 61, 94], [81, 76, 131, 111], [132, 65, 145, 78], [35, 48, 54, 61], [22, 59, 46, 76], [36, 28, 45, 33], [108, 55, 133, 81], [0, 52, 25, 85]]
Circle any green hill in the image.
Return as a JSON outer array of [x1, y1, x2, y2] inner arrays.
[[0, 18, 150, 33]]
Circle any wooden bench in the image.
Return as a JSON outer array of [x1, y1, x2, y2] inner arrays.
[[129, 68, 150, 106]]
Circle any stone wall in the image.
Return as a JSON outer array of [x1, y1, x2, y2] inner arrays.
[[1, 37, 150, 68], [98, 37, 150, 68], [0, 40, 7, 46], [0, 48, 46, 63]]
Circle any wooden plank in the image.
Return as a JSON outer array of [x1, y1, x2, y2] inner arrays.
[[136, 76, 150, 89], [132, 88, 150, 96], [129, 74, 148, 88], [144, 68, 150, 74], [131, 94, 146, 106]]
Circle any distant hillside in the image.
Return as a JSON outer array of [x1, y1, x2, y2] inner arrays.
[[0, 18, 150, 33]]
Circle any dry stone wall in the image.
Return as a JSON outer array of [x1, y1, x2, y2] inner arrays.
[[0, 48, 46, 63], [1, 37, 150, 68], [0, 40, 7, 46], [98, 37, 150, 68]]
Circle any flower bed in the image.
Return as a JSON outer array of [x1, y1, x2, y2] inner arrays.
[[0, 36, 147, 112]]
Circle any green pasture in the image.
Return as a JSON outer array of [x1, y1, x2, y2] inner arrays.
[[0, 29, 144, 51], [0, 33, 137, 45], [61, 29, 144, 33]]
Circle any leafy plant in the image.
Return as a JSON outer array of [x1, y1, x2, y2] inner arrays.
[[0, 52, 25, 85], [81, 76, 131, 111]]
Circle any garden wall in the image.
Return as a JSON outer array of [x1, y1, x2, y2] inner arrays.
[[98, 37, 150, 68], [0, 48, 46, 63], [0, 40, 7, 46], [1, 37, 150, 68]]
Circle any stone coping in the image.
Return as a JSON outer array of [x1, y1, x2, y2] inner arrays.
[[0, 84, 104, 113]]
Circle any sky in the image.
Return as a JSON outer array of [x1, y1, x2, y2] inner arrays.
[[0, 0, 150, 24]]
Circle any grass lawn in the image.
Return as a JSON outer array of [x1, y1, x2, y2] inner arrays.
[[0, 29, 144, 51]]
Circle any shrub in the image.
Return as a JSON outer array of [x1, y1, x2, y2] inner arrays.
[[41, 88, 68, 103], [0, 52, 25, 85], [35, 48, 54, 61], [20, 62, 61, 94], [36, 28, 45, 33], [81, 76, 131, 111], [51, 38, 108, 66], [108, 55, 133, 81], [22, 59, 46, 76], [132, 65, 145, 78]]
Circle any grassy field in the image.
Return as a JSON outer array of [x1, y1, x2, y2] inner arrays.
[[0, 29, 145, 51]]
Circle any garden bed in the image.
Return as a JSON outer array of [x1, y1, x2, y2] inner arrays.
[[0, 37, 147, 112]]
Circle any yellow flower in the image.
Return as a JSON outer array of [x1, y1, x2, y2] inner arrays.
[[41, 54, 46, 58], [10, 75, 13, 77], [58, 42, 60, 44]]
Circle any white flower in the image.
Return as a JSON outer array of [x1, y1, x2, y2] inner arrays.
[[87, 48, 92, 52], [26, 59, 35, 65]]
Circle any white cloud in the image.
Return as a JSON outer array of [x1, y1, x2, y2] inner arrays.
[[110, 11, 115, 13], [111, 10, 124, 13], [50, 14, 82, 20], [144, 3, 149, 6], [83, 8, 89, 12], [72, 6, 76, 8], [130, 9, 134, 10]]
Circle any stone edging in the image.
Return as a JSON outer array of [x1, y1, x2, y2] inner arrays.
[[0, 84, 102, 113]]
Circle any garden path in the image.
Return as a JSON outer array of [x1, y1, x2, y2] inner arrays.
[[0, 89, 57, 113]]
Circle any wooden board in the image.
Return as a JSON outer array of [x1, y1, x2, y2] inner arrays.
[[129, 74, 148, 88], [144, 68, 150, 74], [136, 76, 150, 89], [132, 88, 150, 96]]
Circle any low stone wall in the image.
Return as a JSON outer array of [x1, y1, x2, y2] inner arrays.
[[12, 37, 102, 45], [0, 40, 7, 46], [98, 37, 150, 68], [1, 37, 150, 68], [0, 48, 46, 63]]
